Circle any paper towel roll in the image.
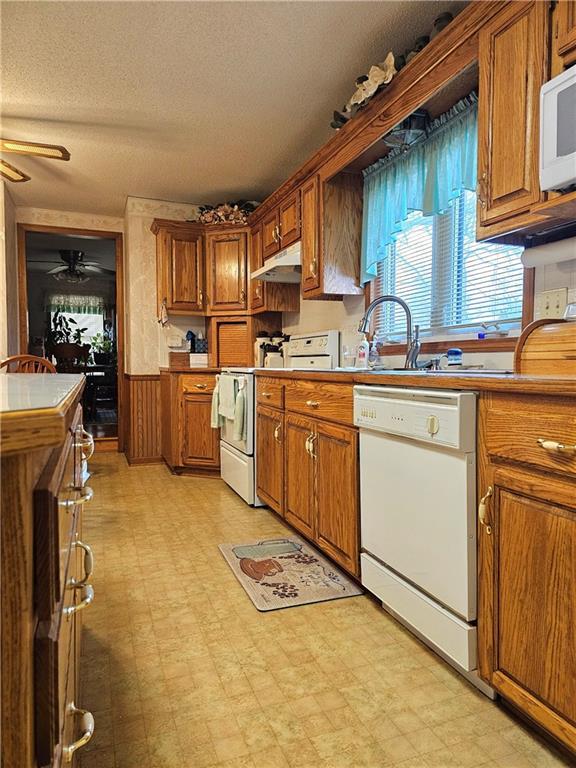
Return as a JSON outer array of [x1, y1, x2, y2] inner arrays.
[[521, 237, 576, 268]]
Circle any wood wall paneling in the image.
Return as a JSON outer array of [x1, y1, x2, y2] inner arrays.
[[125, 375, 162, 464]]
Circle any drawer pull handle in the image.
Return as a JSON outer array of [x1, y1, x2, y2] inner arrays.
[[64, 584, 94, 619], [478, 486, 493, 535], [537, 438, 576, 455], [309, 433, 317, 459], [75, 427, 94, 459], [306, 400, 319, 409], [274, 423, 282, 443], [69, 540, 94, 589], [59, 485, 94, 509], [62, 704, 95, 762], [194, 383, 207, 390], [261, 391, 272, 398]]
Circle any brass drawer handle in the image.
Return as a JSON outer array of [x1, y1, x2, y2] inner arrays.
[[62, 704, 95, 762], [261, 391, 272, 399], [59, 485, 94, 509], [537, 438, 576, 455], [310, 257, 317, 277], [306, 400, 319, 409], [198, 289, 204, 305], [309, 433, 317, 459], [274, 423, 282, 443], [478, 486, 493, 535], [69, 539, 94, 589], [75, 427, 94, 459], [194, 383, 207, 390], [64, 584, 94, 619], [305, 434, 313, 455]]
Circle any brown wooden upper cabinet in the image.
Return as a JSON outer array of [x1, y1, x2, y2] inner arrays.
[[557, 0, 576, 66], [249, 224, 266, 311], [153, 220, 205, 315], [262, 190, 301, 260], [300, 175, 320, 295], [477, 0, 548, 231], [206, 229, 248, 314]]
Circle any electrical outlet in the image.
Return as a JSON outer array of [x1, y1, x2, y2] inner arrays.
[[534, 288, 568, 319]]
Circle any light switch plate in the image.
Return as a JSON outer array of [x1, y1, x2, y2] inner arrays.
[[534, 288, 569, 319]]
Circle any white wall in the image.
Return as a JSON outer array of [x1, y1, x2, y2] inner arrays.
[[123, 197, 205, 374], [0, 183, 18, 360]]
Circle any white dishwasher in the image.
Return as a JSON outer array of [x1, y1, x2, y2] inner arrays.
[[355, 386, 492, 695]]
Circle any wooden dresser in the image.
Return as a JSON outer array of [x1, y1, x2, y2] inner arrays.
[[1, 374, 95, 767]]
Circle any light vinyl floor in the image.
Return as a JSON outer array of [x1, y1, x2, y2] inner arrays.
[[78, 454, 572, 768]]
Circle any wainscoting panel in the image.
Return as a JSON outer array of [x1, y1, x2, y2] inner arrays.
[[125, 374, 162, 464]]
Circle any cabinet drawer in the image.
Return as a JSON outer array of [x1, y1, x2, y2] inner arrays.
[[484, 394, 576, 476], [285, 381, 354, 425], [181, 374, 216, 394], [257, 378, 285, 409]]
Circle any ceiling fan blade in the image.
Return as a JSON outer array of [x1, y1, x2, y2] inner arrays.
[[82, 265, 114, 274], [27, 259, 65, 264], [1, 138, 70, 161], [0, 159, 30, 182], [47, 265, 69, 274]]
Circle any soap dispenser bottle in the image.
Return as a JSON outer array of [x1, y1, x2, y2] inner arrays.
[[356, 335, 370, 369]]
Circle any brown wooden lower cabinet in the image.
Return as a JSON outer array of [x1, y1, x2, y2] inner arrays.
[[181, 394, 220, 468], [160, 370, 220, 473], [284, 413, 316, 540], [255, 406, 284, 514], [281, 411, 359, 577], [479, 393, 576, 755]]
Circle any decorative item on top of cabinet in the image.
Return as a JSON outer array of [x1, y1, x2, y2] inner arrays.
[[152, 219, 205, 315], [478, 392, 576, 756], [476, 0, 548, 236], [206, 228, 248, 314]]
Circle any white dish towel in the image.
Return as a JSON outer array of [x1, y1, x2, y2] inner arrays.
[[233, 386, 246, 441], [218, 375, 237, 420], [211, 377, 222, 429]]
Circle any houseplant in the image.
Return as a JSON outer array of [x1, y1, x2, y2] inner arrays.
[[90, 332, 115, 365]]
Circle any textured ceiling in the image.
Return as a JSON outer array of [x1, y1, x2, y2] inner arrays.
[[2, 0, 467, 216]]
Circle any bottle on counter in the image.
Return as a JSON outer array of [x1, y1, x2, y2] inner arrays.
[[355, 335, 370, 369]]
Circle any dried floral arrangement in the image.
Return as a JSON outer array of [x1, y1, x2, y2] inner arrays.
[[193, 200, 257, 226], [331, 11, 454, 130]]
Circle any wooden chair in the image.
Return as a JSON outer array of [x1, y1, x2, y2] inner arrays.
[[52, 343, 90, 373], [0, 354, 57, 373]]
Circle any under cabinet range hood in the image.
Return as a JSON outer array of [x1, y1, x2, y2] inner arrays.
[[251, 242, 301, 283]]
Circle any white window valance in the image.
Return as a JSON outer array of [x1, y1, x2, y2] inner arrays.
[[46, 294, 108, 314]]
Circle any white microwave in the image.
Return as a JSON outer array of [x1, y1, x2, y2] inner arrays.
[[540, 63, 576, 191]]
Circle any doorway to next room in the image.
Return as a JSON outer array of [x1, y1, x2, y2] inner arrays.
[[22, 228, 122, 443]]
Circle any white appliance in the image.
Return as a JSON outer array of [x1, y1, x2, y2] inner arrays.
[[251, 242, 301, 283], [219, 369, 264, 507], [285, 330, 339, 369], [540, 63, 576, 191], [354, 386, 493, 697]]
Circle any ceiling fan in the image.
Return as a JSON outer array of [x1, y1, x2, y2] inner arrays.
[[0, 137, 70, 183], [27, 250, 114, 284]]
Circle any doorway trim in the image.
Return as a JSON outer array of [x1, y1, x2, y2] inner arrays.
[[17, 223, 126, 452]]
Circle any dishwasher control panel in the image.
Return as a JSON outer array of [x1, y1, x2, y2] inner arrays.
[[354, 386, 476, 452]]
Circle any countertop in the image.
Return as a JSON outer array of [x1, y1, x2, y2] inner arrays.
[[255, 368, 576, 396], [0, 374, 85, 455], [159, 367, 221, 374]]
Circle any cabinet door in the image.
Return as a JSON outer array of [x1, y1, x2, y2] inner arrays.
[[279, 191, 301, 248], [557, 0, 576, 65], [250, 225, 266, 311], [256, 407, 284, 514], [479, 473, 576, 750], [167, 230, 204, 312], [262, 209, 280, 259], [181, 395, 220, 468], [300, 176, 321, 294], [284, 414, 316, 540], [477, 1, 547, 227], [315, 422, 359, 576], [207, 231, 248, 313]]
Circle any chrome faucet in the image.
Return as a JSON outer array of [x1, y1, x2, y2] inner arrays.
[[358, 294, 421, 369]]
